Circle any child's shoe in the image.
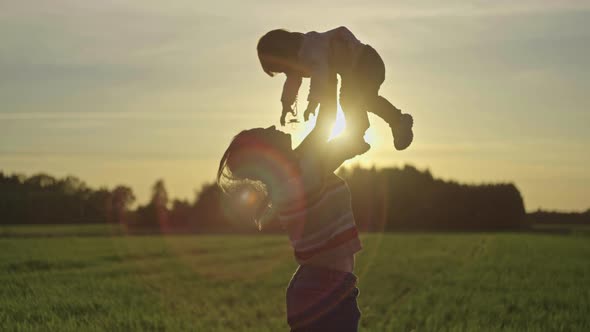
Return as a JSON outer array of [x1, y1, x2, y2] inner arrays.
[[391, 113, 413, 150]]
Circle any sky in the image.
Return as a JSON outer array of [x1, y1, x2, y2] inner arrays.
[[1, 0, 589, 211]]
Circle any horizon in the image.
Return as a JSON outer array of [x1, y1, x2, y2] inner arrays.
[[2, 162, 561, 211], [1, 1, 589, 211]]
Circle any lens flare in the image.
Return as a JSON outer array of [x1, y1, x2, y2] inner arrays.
[[218, 133, 306, 230], [240, 189, 256, 206]]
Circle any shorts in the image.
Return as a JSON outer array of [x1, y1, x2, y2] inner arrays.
[[286, 265, 361, 332]]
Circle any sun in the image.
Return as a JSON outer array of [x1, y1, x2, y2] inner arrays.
[[329, 105, 376, 146], [328, 106, 347, 140], [290, 104, 376, 147]]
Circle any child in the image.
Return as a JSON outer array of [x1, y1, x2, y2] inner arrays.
[[257, 26, 414, 153]]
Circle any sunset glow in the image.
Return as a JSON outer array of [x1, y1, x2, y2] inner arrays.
[[1, 1, 589, 210], [291, 104, 377, 148], [329, 106, 347, 140]]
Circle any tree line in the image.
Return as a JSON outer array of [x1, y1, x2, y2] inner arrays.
[[0, 166, 539, 231], [0, 173, 134, 225], [527, 209, 590, 225], [340, 165, 528, 231]]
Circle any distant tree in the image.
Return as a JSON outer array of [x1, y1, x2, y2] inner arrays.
[[111, 186, 135, 224], [24, 173, 56, 188], [86, 188, 113, 223], [136, 179, 170, 230], [193, 183, 232, 232], [151, 180, 168, 209], [57, 175, 87, 195], [169, 199, 193, 228], [528, 209, 590, 225]]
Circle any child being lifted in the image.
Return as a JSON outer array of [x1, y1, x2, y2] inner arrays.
[[257, 26, 414, 155]]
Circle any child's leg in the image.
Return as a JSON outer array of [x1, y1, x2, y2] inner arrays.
[[367, 95, 413, 150], [338, 63, 381, 158], [368, 95, 402, 125], [354, 45, 413, 150], [350, 45, 401, 125], [339, 81, 370, 140], [338, 75, 371, 156]]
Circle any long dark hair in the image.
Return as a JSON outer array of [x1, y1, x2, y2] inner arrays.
[[217, 128, 298, 228], [257, 29, 304, 76]]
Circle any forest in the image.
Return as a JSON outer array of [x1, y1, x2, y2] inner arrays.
[[1, 165, 561, 232]]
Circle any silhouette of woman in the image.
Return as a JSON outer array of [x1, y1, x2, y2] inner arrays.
[[218, 125, 365, 331]]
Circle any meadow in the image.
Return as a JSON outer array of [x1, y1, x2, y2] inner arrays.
[[1, 226, 589, 331]]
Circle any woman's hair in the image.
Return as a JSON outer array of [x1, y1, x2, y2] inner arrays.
[[257, 29, 304, 77], [217, 128, 297, 228]]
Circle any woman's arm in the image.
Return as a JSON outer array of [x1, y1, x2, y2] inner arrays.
[[294, 76, 367, 174], [321, 138, 370, 173], [295, 127, 369, 176]]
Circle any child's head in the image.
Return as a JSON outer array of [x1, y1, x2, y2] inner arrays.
[[257, 29, 304, 76], [217, 126, 298, 226]]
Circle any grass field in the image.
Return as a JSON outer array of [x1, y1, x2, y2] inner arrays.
[[1, 226, 589, 331]]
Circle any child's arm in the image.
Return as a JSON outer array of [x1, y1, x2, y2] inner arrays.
[[303, 101, 319, 121], [294, 76, 337, 157], [280, 74, 302, 126]]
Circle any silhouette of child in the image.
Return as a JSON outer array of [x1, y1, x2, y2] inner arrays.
[[257, 26, 414, 154]]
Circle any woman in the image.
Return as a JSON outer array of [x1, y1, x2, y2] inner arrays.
[[217, 125, 366, 331]]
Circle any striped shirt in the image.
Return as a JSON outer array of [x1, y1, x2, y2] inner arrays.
[[276, 155, 362, 265]]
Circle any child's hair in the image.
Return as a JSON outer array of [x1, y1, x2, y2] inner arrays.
[[257, 29, 304, 77], [217, 128, 297, 228]]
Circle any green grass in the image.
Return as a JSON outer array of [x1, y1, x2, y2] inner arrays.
[[0, 224, 124, 237], [1, 228, 589, 331]]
